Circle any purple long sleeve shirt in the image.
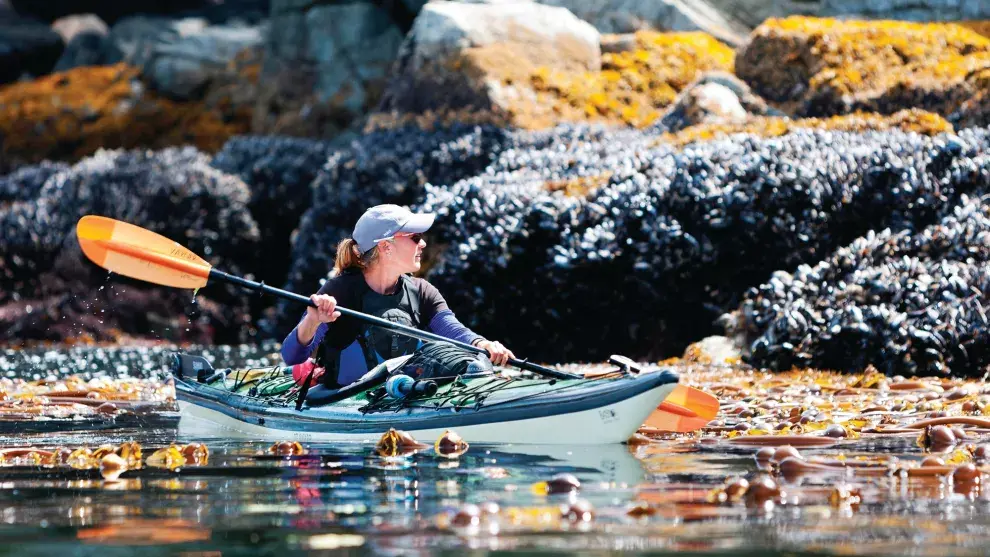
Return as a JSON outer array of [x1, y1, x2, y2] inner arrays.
[[280, 309, 484, 366]]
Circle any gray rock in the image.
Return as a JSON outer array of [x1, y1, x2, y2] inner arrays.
[[51, 14, 108, 43], [378, 0, 600, 117], [103, 16, 263, 100], [104, 16, 179, 65], [407, 1, 600, 71], [702, 0, 990, 25], [304, 3, 405, 111], [539, 0, 748, 46], [144, 23, 263, 99], [658, 71, 781, 132], [264, 0, 406, 118], [53, 31, 112, 72], [683, 335, 743, 364]]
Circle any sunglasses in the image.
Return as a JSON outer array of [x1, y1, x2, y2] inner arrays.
[[395, 233, 424, 243]]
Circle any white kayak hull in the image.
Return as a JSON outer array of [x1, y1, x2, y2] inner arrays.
[[177, 381, 675, 445]]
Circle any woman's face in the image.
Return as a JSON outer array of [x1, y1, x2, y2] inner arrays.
[[384, 232, 425, 274]]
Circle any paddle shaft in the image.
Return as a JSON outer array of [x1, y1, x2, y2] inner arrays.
[[211, 269, 582, 380]]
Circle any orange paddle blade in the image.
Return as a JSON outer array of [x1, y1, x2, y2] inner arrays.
[[642, 385, 719, 433], [76, 215, 211, 289]]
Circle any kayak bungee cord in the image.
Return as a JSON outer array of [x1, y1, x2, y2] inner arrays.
[[358, 373, 626, 414]]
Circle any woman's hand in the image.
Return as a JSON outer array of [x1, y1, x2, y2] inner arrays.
[[306, 294, 340, 324], [476, 340, 515, 366]]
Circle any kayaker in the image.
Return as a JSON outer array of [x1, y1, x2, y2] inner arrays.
[[280, 204, 515, 388]]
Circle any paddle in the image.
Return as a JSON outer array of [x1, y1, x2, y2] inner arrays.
[[608, 355, 719, 433], [74, 215, 583, 381], [644, 384, 720, 432]]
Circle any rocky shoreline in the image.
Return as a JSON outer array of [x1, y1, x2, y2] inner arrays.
[[1, 1, 988, 377]]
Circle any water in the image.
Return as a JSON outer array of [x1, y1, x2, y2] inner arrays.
[[3, 345, 990, 555]]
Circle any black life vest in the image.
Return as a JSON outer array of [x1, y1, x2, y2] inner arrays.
[[315, 275, 423, 388]]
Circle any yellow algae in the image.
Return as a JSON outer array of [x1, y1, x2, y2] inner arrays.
[[660, 109, 953, 147], [0, 63, 252, 166], [530, 31, 735, 128], [736, 16, 990, 117]]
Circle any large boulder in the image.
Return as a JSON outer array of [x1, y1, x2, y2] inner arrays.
[[100, 16, 264, 100], [51, 14, 112, 72], [376, 0, 601, 125], [258, 0, 408, 137], [538, 0, 748, 46], [143, 22, 264, 100], [51, 13, 109, 43], [735, 17, 990, 118], [375, 6, 734, 130]]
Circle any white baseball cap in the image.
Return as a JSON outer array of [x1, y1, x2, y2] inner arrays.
[[353, 204, 436, 254]]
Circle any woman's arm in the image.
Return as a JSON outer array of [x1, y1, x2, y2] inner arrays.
[[281, 313, 329, 365], [281, 278, 344, 365], [428, 309, 484, 346]]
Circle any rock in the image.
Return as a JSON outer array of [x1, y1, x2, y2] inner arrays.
[[376, 12, 735, 130], [93, 16, 264, 100], [53, 31, 113, 72], [657, 71, 776, 132], [0, 147, 261, 345], [704, 0, 818, 30], [375, 1, 600, 124], [51, 15, 112, 72], [51, 14, 109, 43], [539, 0, 749, 46], [0, 17, 64, 84], [142, 23, 264, 99], [102, 16, 181, 65], [0, 63, 252, 168], [658, 71, 783, 132], [735, 17, 990, 118], [820, 0, 990, 21], [259, 0, 407, 136], [0, 162, 68, 203], [683, 335, 743, 364]]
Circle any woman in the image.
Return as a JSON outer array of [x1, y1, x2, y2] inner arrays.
[[281, 204, 515, 389]]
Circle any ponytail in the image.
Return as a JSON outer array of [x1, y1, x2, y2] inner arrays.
[[332, 238, 381, 276]]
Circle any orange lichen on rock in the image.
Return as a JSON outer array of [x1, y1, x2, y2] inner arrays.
[[531, 31, 736, 128], [0, 63, 252, 167], [735, 16, 990, 117], [661, 108, 953, 147], [370, 31, 734, 131]]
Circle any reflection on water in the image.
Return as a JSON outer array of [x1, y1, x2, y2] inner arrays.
[[2, 429, 990, 556], [4, 345, 990, 555]]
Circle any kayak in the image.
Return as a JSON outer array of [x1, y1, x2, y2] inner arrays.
[[168, 353, 679, 445]]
